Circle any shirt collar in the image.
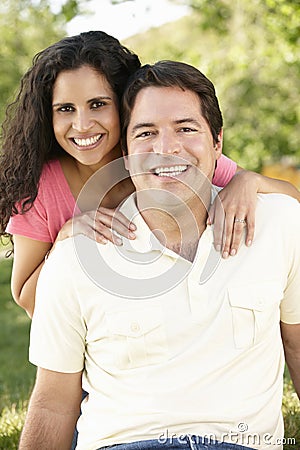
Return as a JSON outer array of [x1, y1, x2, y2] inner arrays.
[[118, 189, 218, 262], [119, 194, 166, 254]]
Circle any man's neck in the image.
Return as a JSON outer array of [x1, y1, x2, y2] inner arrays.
[[137, 191, 210, 262]]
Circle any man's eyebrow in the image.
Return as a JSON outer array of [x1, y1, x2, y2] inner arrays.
[[130, 118, 202, 133], [174, 118, 202, 127], [130, 122, 155, 136]]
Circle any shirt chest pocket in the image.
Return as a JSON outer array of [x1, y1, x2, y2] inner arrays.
[[228, 282, 283, 349], [105, 306, 168, 370]]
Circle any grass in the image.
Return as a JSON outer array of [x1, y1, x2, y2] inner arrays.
[[0, 257, 36, 449], [0, 256, 299, 449]]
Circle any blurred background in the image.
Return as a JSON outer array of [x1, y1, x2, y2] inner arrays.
[[0, 1, 299, 448], [1, 0, 299, 182]]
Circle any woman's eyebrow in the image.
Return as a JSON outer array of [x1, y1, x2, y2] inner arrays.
[[87, 96, 113, 104], [52, 96, 113, 107]]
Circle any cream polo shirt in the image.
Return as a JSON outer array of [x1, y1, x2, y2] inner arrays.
[[30, 192, 300, 450]]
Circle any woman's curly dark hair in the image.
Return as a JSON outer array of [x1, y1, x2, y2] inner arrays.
[[0, 30, 141, 238]]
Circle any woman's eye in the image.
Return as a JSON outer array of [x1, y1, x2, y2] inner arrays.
[[91, 101, 105, 109], [58, 105, 74, 112]]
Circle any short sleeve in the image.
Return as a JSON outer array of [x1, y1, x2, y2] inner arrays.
[[279, 201, 300, 324], [6, 160, 77, 243], [6, 198, 51, 242], [213, 154, 237, 187], [29, 240, 86, 372]]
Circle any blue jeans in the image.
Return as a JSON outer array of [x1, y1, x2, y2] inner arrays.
[[99, 436, 255, 450]]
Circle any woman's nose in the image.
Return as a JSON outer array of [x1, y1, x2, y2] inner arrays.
[[72, 111, 94, 132]]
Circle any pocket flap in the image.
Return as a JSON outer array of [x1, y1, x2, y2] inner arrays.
[[228, 282, 283, 311], [106, 306, 163, 338]]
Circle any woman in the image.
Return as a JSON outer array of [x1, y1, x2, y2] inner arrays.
[[0, 31, 299, 319]]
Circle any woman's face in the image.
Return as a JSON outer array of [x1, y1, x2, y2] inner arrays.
[[52, 65, 121, 168]]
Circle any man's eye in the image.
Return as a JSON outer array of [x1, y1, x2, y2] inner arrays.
[[136, 131, 153, 138], [180, 127, 196, 133]]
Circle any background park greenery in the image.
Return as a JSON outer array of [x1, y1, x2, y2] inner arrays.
[[0, 0, 299, 448], [1, 0, 299, 175]]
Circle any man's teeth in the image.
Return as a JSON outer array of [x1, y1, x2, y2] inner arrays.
[[73, 134, 102, 147], [154, 165, 187, 177]]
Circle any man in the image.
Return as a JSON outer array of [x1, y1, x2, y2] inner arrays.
[[19, 61, 300, 450]]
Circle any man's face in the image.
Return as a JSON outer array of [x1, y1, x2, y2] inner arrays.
[[126, 86, 222, 207]]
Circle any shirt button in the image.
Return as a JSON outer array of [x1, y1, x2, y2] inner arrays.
[[130, 322, 140, 333]]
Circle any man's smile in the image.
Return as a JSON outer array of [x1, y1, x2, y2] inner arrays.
[[151, 165, 188, 177]]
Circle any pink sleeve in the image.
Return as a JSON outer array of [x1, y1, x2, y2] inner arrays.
[[7, 197, 52, 242], [6, 160, 77, 243], [212, 154, 237, 187]]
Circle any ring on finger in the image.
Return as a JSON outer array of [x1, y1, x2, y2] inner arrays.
[[234, 218, 247, 224]]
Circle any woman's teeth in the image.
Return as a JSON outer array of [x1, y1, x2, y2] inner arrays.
[[154, 165, 187, 177], [73, 134, 102, 147]]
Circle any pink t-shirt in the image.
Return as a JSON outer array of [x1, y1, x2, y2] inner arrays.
[[7, 159, 77, 243], [7, 155, 236, 242], [213, 154, 237, 187]]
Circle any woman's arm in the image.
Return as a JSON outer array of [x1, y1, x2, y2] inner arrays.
[[236, 166, 300, 201], [11, 236, 52, 317], [210, 163, 300, 258], [11, 207, 136, 317]]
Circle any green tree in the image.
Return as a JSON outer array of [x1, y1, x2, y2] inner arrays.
[[0, 0, 90, 123], [179, 0, 300, 169], [126, 0, 300, 170]]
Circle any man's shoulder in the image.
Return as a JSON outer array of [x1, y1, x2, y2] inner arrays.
[[256, 193, 300, 228], [45, 235, 90, 269]]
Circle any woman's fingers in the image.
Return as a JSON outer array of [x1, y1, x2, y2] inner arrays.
[[210, 195, 255, 258], [95, 207, 136, 244], [208, 200, 224, 252], [222, 213, 247, 258], [60, 208, 137, 246]]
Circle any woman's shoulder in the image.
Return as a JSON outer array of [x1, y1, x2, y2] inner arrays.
[[40, 159, 64, 183]]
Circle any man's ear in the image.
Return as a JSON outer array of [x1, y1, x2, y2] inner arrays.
[[215, 128, 223, 160], [121, 146, 129, 170], [123, 155, 129, 171]]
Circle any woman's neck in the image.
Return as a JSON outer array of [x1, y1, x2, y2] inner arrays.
[[59, 146, 134, 208]]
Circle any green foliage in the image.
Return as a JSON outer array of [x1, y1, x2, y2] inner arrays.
[[282, 379, 300, 448], [0, 403, 28, 450], [0, 0, 91, 125], [125, 0, 300, 170], [0, 258, 36, 449], [61, 0, 80, 21], [185, 0, 232, 34]]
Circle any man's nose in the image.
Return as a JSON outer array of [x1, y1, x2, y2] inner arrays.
[[153, 132, 181, 154], [72, 111, 94, 132]]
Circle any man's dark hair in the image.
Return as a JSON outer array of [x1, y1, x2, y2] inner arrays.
[[121, 60, 223, 155]]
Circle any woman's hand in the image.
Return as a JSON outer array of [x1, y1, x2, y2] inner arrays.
[[208, 170, 256, 258], [56, 206, 136, 245]]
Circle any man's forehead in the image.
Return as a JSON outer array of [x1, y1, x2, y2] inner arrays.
[[130, 85, 201, 118]]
